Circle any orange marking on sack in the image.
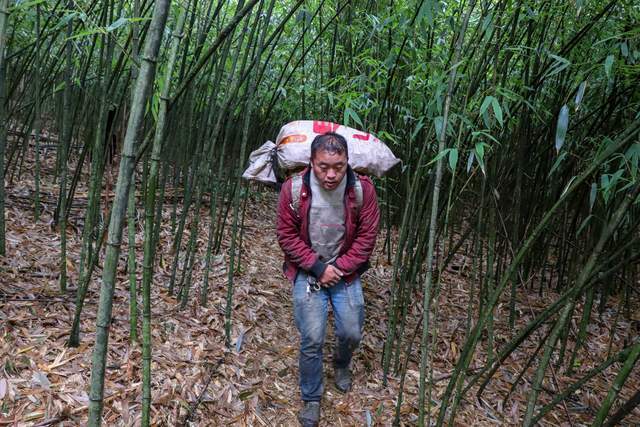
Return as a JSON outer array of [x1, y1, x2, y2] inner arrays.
[[280, 134, 308, 145]]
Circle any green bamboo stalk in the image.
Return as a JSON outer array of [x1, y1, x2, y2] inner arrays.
[[140, 3, 186, 422], [418, 1, 476, 424], [592, 341, 640, 426], [392, 184, 431, 373], [437, 119, 640, 426], [225, 0, 268, 344], [168, 155, 197, 295], [14, 108, 35, 183], [501, 325, 553, 408], [151, 160, 169, 255], [528, 345, 635, 425], [522, 299, 574, 426], [522, 184, 640, 426], [177, 156, 206, 307], [382, 126, 430, 382], [68, 214, 109, 348], [57, 0, 74, 293], [33, 3, 41, 221], [0, 0, 10, 256], [127, 0, 142, 345], [485, 198, 497, 366], [69, 0, 116, 346], [87, 0, 170, 424], [567, 284, 595, 375], [170, 168, 179, 233], [127, 181, 138, 343], [603, 384, 640, 427]]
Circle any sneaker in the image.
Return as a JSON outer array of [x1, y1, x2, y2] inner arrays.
[[334, 367, 351, 393], [298, 401, 320, 427]]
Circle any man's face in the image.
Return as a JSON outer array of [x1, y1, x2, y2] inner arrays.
[[310, 149, 348, 191]]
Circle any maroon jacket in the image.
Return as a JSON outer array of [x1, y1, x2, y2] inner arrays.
[[276, 166, 380, 284]]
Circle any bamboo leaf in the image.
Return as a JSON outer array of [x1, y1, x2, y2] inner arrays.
[[491, 97, 503, 127], [555, 105, 569, 153], [66, 27, 105, 40], [480, 96, 492, 116], [427, 148, 452, 166], [575, 81, 587, 111], [576, 214, 593, 237], [472, 130, 500, 145], [544, 53, 570, 79], [235, 329, 245, 352], [601, 174, 611, 204], [474, 142, 486, 176], [475, 141, 485, 160], [418, 0, 437, 26], [561, 176, 578, 198], [411, 117, 425, 140], [448, 148, 458, 171], [590, 182, 597, 211], [376, 403, 383, 417], [549, 151, 567, 176], [344, 106, 363, 128], [106, 17, 128, 32], [620, 41, 629, 57], [625, 143, 640, 179], [467, 151, 475, 173], [604, 54, 614, 78]]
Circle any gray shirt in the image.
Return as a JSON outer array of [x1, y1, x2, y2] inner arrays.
[[309, 171, 347, 263]]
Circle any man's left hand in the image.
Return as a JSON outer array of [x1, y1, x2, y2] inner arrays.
[[319, 265, 343, 287]]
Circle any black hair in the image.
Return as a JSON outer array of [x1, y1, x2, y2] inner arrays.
[[310, 132, 348, 160]]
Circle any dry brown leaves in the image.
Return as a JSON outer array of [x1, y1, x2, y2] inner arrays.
[[1, 149, 639, 426]]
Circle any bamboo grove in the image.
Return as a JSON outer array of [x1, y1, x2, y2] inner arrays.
[[0, 0, 639, 425]]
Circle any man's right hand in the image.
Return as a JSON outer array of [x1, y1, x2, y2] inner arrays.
[[319, 265, 343, 287]]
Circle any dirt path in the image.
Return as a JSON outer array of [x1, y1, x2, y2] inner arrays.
[[0, 179, 403, 425]]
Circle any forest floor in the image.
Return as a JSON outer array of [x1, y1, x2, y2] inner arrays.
[[1, 149, 640, 426]]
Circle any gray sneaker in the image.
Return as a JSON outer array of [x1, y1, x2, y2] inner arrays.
[[334, 367, 351, 393], [298, 401, 320, 427]]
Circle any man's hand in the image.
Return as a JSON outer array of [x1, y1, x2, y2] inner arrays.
[[319, 265, 343, 287]]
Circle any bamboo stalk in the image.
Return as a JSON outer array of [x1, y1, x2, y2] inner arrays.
[[87, 0, 171, 424], [418, 2, 477, 424], [0, 0, 10, 256], [139, 2, 186, 423]]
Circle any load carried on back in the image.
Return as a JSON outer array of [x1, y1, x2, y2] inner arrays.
[[242, 120, 400, 184]]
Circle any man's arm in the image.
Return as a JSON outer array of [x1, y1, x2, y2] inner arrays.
[[276, 179, 327, 278], [334, 177, 380, 275]]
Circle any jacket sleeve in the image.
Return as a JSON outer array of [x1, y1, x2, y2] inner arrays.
[[276, 179, 327, 278], [334, 177, 380, 275]]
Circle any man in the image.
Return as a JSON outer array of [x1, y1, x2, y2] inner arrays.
[[276, 132, 380, 426]]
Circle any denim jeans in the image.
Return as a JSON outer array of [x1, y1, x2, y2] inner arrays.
[[293, 269, 365, 402]]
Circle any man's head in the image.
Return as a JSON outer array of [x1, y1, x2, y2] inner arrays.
[[310, 132, 349, 191]]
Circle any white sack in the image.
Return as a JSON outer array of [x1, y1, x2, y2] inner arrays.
[[276, 120, 400, 177], [242, 120, 401, 183], [241, 140, 277, 184]]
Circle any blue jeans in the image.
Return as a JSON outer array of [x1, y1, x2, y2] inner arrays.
[[293, 270, 365, 402]]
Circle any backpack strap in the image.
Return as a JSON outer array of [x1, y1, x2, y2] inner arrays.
[[353, 176, 363, 214], [290, 174, 303, 215]]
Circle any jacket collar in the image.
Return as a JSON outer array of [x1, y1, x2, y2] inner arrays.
[[303, 164, 356, 188]]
